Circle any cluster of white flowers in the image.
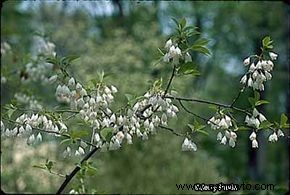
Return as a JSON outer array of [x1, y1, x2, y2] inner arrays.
[[63, 145, 87, 157], [249, 131, 258, 148], [14, 93, 43, 110], [21, 62, 56, 84], [69, 189, 79, 194], [245, 108, 266, 128], [217, 130, 237, 148], [182, 138, 197, 151], [1, 42, 11, 84], [163, 39, 192, 65], [21, 37, 57, 84], [31, 36, 56, 57], [208, 113, 237, 147], [103, 90, 178, 151], [55, 77, 127, 152], [1, 41, 11, 55], [1, 114, 67, 146], [247, 109, 284, 148], [240, 52, 278, 91], [268, 129, 284, 143], [208, 113, 233, 130]]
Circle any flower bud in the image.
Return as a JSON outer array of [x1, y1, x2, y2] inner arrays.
[[243, 57, 250, 66]]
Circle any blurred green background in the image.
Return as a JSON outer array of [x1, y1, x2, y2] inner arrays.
[[1, 1, 289, 194]]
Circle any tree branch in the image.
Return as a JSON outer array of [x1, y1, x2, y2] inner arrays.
[[3, 118, 97, 149], [56, 147, 99, 194]]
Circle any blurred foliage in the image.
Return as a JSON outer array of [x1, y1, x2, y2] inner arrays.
[[1, 1, 289, 194]]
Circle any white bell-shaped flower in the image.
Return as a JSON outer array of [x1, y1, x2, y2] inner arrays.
[[269, 52, 278, 60], [252, 139, 258, 148]]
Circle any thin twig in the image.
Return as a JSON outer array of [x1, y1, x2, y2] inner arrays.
[[230, 87, 245, 107], [159, 125, 185, 137], [165, 95, 251, 115], [178, 100, 210, 123]]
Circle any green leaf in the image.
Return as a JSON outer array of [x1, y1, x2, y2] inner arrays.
[[177, 62, 200, 76], [45, 57, 57, 65], [153, 78, 163, 89], [187, 124, 195, 132], [86, 162, 98, 175], [7, 108, 16, 118], [196, 129, 209, 136], [97, 71, 105, 83], [255, 100, 270, 106], [282, 124, 290, 128], [194, 38, 209, 46], [100, 128, 113, 141], [254, 91, 260, 102], [237, 126, 250, 131], [208, 105, 218, 111], [187, 123, 208, 136], [70, 130, 89, 139], [60, 55, 79, 67], [248, 97, 255, 107], [191, 45, 210, 56], [180, 18, 186, 29], [125, 93, 134, 102], [171, 18, 180, 28], [258, 121, 272, 129], [157, 48, 164, 56], [60, 138, 71, 145], [280, 113, 288, 125]]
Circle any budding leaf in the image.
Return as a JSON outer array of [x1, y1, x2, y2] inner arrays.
[[187, 124, 208, 136], [280, 113, 288, 126], [255, 100, 269, 106], [262, 36, 273, 49]]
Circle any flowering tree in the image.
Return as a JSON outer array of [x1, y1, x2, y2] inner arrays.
[[1, 18, 288, 194]]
